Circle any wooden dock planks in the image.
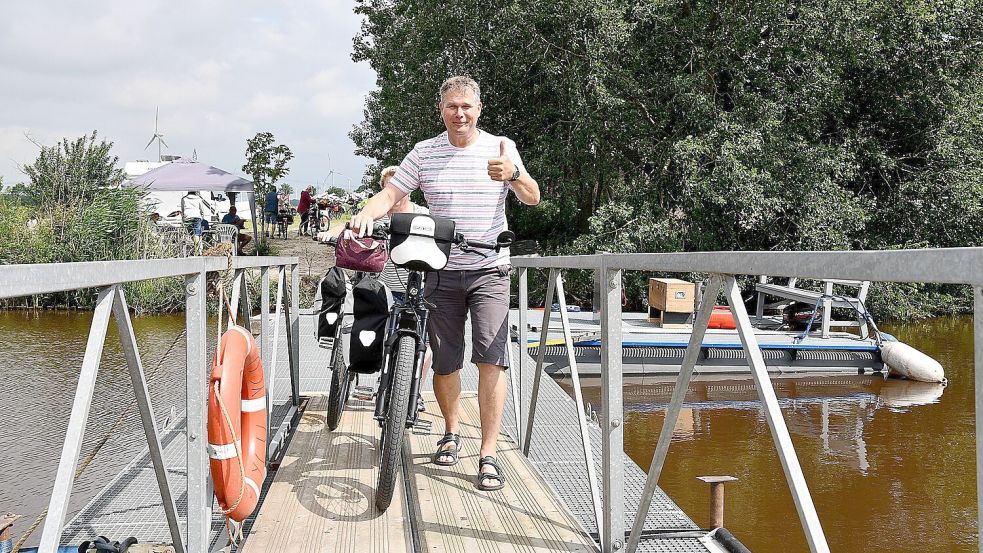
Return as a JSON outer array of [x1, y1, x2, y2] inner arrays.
[[407, 392, 596, 553], [241, 395, 409, 553], [243, 391, 596, 553]]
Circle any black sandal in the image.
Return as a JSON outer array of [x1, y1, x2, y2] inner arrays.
[[432, 432, 460, 466], [477, 455, 505, 491]]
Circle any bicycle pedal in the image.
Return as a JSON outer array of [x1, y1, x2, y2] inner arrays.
[[411, 419, 433, 434], [352, 386, 375, 401]]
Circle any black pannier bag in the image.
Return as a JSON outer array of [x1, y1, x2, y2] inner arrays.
[[315, 267, 347, 340], [389, 213, 456, 272], [348, 276, 393, 374]]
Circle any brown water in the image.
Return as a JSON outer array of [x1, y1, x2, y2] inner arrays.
[[0, 311, 192, 547], [567, 316, 976, 553]]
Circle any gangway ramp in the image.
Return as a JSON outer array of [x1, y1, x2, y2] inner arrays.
[[243, 392, 596, 552]]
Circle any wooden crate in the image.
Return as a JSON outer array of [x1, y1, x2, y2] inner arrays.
[[648, 278, 695, 313], [647, 307, 692, 328]]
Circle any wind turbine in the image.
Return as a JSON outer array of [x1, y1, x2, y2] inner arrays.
[[144, 107, 168, 162]]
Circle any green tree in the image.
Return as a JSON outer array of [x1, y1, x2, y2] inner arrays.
[[243, 132, 293, 241], [351, 0, 983, 316], [279, 182, 294, 196], [324, 186, 348, 197], [22, 131, 125, 207]]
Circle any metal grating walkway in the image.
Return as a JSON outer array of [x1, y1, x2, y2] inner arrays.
[[491, 337, 721, 553], [61, 313, 330, 550]]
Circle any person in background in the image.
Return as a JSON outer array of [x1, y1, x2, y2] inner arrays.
[[221, 205, 252, 253], [264, 189, 279, 237], [376, 166, 433, 411], [181, 190, 213, 236], [297, 185, 313, 236]]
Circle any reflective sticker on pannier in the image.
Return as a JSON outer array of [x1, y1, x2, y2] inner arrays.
[[358, 330, 377, 347]]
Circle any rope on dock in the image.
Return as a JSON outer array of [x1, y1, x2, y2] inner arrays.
[[12, 326, 188, 552]]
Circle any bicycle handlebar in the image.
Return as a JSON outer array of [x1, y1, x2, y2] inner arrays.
[[315, 222, 516, 253]]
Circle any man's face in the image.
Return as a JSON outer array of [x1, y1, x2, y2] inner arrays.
[[440, 89, 481, 138]]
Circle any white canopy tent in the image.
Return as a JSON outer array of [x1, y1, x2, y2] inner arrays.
[[126, 158, 259, 252]]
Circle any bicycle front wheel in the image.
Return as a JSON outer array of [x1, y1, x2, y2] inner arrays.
[[325, 329, 351, 431], [376, 335, 415, 511]]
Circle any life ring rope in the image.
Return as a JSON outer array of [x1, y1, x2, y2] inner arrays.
[[213, 379, 247, 516]]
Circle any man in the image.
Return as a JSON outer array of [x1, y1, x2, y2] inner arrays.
[[351, 76, 540, 491], [221, 205, 252, 253], [298, 186, 313, 236], [264, 189, 279, 237], [180, 191, 213, 236]]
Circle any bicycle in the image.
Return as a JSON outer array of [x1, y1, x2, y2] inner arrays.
[[299, 203, 321, 237], [312, 237, 369, 432], [317, 214, 513, 511]]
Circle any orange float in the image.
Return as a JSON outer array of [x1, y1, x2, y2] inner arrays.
[[207, 326, 268, 522], [708, 306, 737, 329]]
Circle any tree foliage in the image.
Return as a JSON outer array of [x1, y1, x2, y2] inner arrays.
[[243, 132, 293, 196], [242, 132, 293, 239], [22, 131, 125, 208], [352, 0, 983, 315]]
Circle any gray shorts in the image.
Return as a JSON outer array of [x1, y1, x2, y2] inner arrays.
[[426, 265, 511, 375]]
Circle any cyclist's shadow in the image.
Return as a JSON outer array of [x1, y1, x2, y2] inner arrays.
[[292, 403, 388, 522]]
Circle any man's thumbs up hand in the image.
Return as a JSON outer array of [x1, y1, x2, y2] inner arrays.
[[487, 139, 515, 182]]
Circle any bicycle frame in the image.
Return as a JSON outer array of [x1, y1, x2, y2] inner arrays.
[[373, 270, 430, 427]]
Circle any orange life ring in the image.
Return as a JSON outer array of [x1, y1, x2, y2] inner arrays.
[[207, 326, 268, 522]]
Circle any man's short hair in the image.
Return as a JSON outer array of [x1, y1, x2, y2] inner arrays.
[[379, 165, 399, 188], [439, 76, 481, 106]]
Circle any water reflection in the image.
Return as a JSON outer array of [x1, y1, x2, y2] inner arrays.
[[584, 374, 945, 478]]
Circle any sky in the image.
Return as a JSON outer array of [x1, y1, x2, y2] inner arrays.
[[0, 1, 376, 192]]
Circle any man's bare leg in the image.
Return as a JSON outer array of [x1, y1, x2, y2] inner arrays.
[[477, 362, 507, 487], [433, 370, 461, 460]]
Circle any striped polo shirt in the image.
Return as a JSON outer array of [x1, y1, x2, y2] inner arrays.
[[389, 130, 526, 270]]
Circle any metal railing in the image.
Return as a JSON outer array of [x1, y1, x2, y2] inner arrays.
[[510, 248, 983, 553], [0, 255, 301, 553]]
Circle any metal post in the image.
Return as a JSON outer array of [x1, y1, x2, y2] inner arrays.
[[522, 268, 557, 455], [627, 275, 723, 553], [725, 276, 830, 553], [555, 272, 603, 544], [239, 270, 252, 333], [185, 270, 210, 552], [821, 281, 833, 338], [268, 268, 286, 416], [39, 287, 115, 553], [230, 269, 243, 328], [516, 267, 529, 443], [974, 286, 983, 553], [261, 267, 270, 370], [288, 263, 301, 405], [113, 289, 186, 553], [599, 257, 624, 553], [696, 476, 738, 529]]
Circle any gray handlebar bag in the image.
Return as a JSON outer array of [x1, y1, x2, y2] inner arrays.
[[348, 276, 393, 374]]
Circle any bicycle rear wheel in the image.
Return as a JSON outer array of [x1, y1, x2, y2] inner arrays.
[[376, 335, 415, 511], [325, 329, 351, 431]]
